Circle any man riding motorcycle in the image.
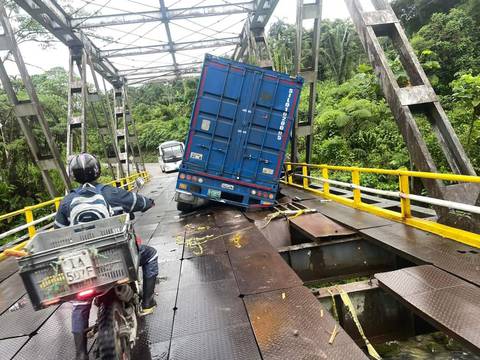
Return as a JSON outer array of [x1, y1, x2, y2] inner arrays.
[[54, 153, 158, 360]]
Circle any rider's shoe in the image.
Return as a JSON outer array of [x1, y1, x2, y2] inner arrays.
[[140, 276, 157, 316], [74, 332, 88, 360]]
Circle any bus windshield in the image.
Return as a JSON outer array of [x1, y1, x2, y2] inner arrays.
[[161, 144, 183, 163]]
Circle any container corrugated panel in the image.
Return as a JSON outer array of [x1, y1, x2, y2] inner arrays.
[[177, 54, 303, 208]]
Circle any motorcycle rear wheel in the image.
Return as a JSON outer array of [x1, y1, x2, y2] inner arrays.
[[97, 300, 131, 360]]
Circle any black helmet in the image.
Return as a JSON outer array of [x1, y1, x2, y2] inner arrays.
[[68, 153, 101, 183]]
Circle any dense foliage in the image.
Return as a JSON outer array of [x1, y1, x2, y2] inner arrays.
[[0, 0, 479, 217]]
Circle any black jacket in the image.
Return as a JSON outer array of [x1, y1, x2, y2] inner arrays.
[[54, 183, 154, 228]]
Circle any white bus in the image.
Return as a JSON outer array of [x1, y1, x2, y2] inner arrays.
[[158, 141, 184, 173]]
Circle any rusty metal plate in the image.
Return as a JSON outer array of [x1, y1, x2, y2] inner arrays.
[[244, 286, 368, 360], [303, 200, 394, 230], [376, 265, 480, 353], [12, 303, 94, 360], [0, 295, 57, 339], [362, 223, 480, 286], [0, 273, 25, 315], [149, 221, 185, 247], [182, 219, 226, 259], [226, 227, 302, 295], [179, 254, 234, 288], [153, 242, 183, 263], [255, 218, 292, 249], [290, 213, 356, 240], [0, 258, 19, 283], [213, 208, 250, 228], [173, 279, 248, 337], [0, 336, 28, 360], [170, 323, 261, 360]]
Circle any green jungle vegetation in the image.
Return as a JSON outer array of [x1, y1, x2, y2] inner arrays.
[[0, 0, 479, 233]]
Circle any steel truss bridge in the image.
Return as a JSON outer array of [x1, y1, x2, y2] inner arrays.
[[1, 1, 480, 359]]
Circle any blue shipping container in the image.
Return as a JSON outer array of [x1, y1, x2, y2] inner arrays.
[[175, 54, 303, 208]]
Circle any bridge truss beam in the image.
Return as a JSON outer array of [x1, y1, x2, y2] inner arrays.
[[71, 2, 255, 29]]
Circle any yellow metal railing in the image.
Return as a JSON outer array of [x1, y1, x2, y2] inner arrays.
[[0, 171, 150, 261], [283, 163, 480, 249]]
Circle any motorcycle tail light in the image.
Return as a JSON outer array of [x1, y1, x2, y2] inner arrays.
[[77, 289, 95, 300]]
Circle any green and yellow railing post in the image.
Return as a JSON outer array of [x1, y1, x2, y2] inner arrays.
[[352, 169, 361, 207], [54, 197, 62, 211], [322, 167, 330, 195], [399, 174, 411, 218], [24, 206, 36, 239], [302, 164, 309, 189]]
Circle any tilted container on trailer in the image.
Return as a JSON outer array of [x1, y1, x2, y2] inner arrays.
[[175, 54, 303, 209]]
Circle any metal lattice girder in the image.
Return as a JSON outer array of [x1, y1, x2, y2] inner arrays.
[[291, 0, 322, 164], [14, 0, 120, 84], [101, 37, 241, 58], [159, 0, 179, 77], [113, 84, 130, 176], [234, 0, 280, 62], [124, 86, 145, 172], [118, 61, 202, 77], [66, 47, 88, 160], [127, 66, 202, 84], [86, 55, 124, 178], [71, 2, 255, 29], [345, 0, 478, 207], [0, 4, 71, 196]]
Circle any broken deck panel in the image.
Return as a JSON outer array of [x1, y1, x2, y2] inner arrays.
[[289, 212, 356, 240], [0, 170, 371, 359], [376, 265, 480, 353]]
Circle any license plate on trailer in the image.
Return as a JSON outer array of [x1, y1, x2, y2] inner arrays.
[[60, 250, 96, 285], [207, 189, 221, 199]]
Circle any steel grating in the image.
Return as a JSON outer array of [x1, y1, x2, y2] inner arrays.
[[173, 279, 249, 338], [289, 213, 356, 240], [170, 323, 261, 360], [0, 273, 25, 315], [362, 223, 480, 286], [244, 286, 369, 360], [0, 336, 28, 360], [0, 258, 19, 283], [132, 340, 170, 360], [0, 295, 57, 339], [303, 199, 394, 230], [226, 227, 303, 295], [376, 265, 480, 353]]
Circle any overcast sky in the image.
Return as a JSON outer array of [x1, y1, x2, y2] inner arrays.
[[13, 0, 351, 77]]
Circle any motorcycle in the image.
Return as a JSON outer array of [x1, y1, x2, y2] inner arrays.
[[6, 177, 148, 360]]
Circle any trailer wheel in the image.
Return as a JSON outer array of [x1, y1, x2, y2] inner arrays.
[[176, 201, 194, 212]]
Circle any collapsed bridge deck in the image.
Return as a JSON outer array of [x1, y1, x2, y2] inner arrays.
[[0, 166, 479, 359]]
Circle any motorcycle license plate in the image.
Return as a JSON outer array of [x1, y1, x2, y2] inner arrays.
[[60, 250, 96, 285]]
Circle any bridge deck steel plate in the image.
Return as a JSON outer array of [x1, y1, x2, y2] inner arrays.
[[376, 265, 480, 353], [289, 212, 356, 239], [0, 273, 25, 315], [244, 286, 369, 360], [0, 336, 28, 360], [362, 223, 480, 286], [169, 323, 261, 360], [303, 199, 394, 230], [225, 227, 303, 295], [0, 258, 19, 283], [12, 303, 94, 360], [173, 279, 249, 338], [179, 254, 234, 287], [0, 295, 57, 339]]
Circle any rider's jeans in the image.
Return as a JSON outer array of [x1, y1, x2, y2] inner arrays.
[[71, 244, 158, 334]]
